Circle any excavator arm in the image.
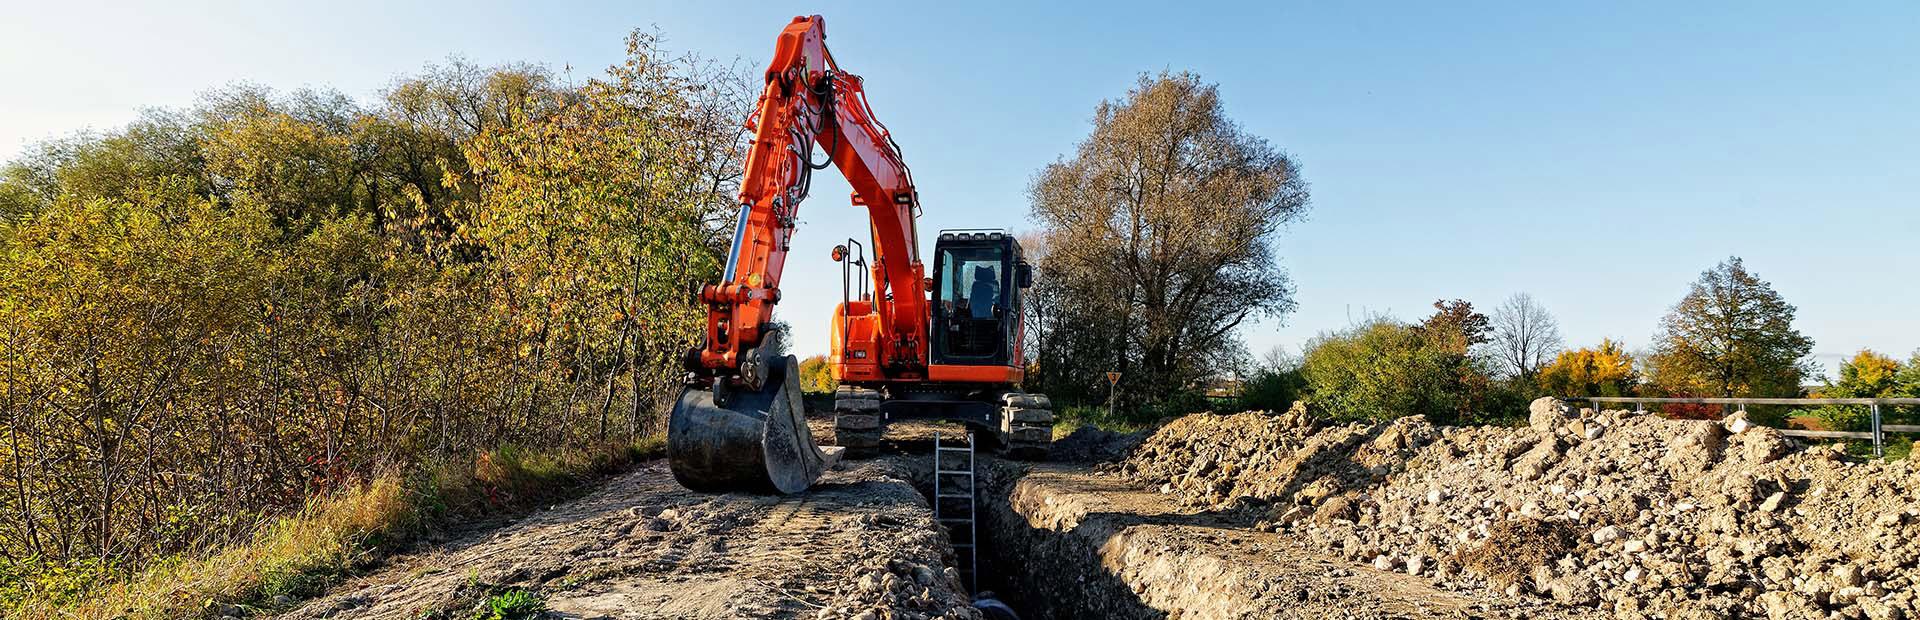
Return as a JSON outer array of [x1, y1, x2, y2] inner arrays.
[[670, 15, 925, 494], [695, 14, 927, 383]]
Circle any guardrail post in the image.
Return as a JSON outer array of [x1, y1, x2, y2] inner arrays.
[[1871, 403, 1884, 458], [1635, 401, 1645, 415]]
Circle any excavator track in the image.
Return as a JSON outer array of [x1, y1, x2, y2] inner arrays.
[[1000, 392, 1054, 460], [833, 387, 885, 458], [668, 355, 837, 494]]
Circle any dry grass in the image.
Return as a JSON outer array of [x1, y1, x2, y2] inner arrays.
[[9, 436, 665, 620]]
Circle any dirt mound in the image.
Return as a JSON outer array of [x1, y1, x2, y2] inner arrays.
[[1118, 399, 1920, 620], [1046, 426, 1144, 463]]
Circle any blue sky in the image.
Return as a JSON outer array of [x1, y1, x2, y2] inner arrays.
[[3, 1, 1916, 374]]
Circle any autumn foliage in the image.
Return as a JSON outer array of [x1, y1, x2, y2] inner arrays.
[[0, 32, 750, 606], [1538, 339, 1639, 398]]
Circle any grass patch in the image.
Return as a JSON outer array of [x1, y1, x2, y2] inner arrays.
[[1838, 434, 1914, 462], [473, 589, 546, 620], [1052, 404, 1156, 436], [5, 436, 664, 620]]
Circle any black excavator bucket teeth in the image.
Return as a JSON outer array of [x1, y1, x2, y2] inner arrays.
[[668, 355, 837, 494]]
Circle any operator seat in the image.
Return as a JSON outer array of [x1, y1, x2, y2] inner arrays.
[[969, 266, 999, 320]]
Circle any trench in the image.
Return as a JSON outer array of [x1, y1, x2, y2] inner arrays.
[[902, 448, 1224, 620], [899, 448, 1512, 620]]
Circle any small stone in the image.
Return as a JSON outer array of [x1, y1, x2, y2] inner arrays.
[[1407, 555, 1427, 576], [1860, 598, 1905, 620], [1623, 539, 1648, 553], [1724, 411, 1753, 434], [1833, 563, 1862, 588], [1427, 489, 1445, 505], [1759, 492, 1786, 512], [1529, 397, 1574, 432], [1591, 525, 1621, 544], [1624, 567, 1644, 583], [1373, 554, 1395, 570]]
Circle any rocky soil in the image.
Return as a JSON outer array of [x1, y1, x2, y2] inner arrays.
[[982, 461, 1596, 620], [280, 460, 980, 620], [1115, 399, 1920, 620], [279, 407, 1919, 620]]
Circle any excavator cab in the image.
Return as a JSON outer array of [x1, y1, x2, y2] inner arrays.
[[930, 230, 1030, 367]]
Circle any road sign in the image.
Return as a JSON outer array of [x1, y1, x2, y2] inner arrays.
[[1106, 371, 1121, 385]]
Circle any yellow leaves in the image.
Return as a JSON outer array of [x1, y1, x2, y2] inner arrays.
[[1540, 339, 1637, 397], [1833, 349, 1902, 398]]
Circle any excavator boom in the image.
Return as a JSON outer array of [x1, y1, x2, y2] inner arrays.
[[670, 15, 926, 493], [698, 15, 927, 377]]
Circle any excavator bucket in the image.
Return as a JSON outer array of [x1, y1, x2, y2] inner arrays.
[[668, 355, 837, 494]]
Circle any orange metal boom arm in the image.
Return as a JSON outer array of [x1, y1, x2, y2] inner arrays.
[[695, 15, 927, 378]]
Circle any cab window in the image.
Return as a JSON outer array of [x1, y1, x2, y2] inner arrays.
[[940, 245, 1005, 319]]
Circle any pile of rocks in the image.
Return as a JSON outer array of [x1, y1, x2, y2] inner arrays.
[[1118, 399, 1920, 620], [813, 556, 980, 620]]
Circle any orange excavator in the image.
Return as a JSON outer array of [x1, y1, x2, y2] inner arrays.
[[668, 15, 1053, 494]]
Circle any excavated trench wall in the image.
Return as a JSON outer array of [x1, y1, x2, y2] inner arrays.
[[979, 464, 1185, 620], [972, 462, 1475, 620], [970, 459, 1592, 620]]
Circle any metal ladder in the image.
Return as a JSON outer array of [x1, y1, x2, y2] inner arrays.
[[933, 431, 977, 592]]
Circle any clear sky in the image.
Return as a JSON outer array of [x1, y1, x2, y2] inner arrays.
[[4, 1, 1916, 375]]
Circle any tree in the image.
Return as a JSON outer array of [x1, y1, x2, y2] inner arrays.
[[1831, 350, 1902, 397], [1299, 311, 1505, 425], [0, 30, 751, 582], [1236, 345, 1305, 412], [1898, 351, 1920, 398], [1648, 257, 1813, 398], [797, 355, 838, 395], [1807, 350, 1905, 431], [1027, 71, 1309, 414], [1416, 299, 1491, 355], [1539, 339, 1638, 398], [1489, 293, 1564, 382]]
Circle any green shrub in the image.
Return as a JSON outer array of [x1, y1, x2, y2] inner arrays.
[[475, 590, 545, 620], [1235, 367, 1305, 412], [0, 556, 118, 611]]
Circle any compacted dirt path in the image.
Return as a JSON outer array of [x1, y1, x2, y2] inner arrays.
[[281, 459, 980, 620]]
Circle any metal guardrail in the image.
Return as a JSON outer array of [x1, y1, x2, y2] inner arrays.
[[1568, 396, 1920, 458]]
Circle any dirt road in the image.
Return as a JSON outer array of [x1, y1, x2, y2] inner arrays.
[[281, 459, 979, 620]]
